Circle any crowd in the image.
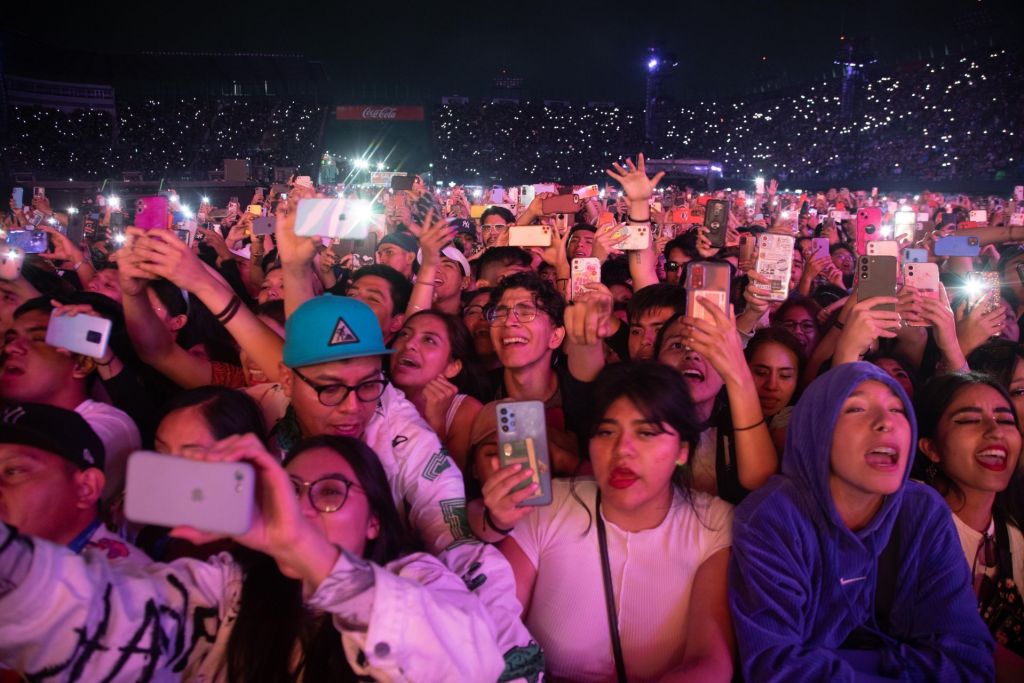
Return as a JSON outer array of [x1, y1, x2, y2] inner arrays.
[[5, 97, 325, 181], [435, 47, 1024, 185], [2, 154, 1024, 682]]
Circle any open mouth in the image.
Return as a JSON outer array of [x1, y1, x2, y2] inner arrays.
[[608, 467, 638, 489], [502, 336, 529, 346], [681, 367, 705, 382], [395, 355, 420, 369], [864, 446, 899, 470], [975, 446, 1008, 471]]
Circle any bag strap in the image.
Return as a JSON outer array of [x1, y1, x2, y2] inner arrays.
[[992, 507, 1014, 578], [874, 520, 900, 631], [595, 491, 628, 683]]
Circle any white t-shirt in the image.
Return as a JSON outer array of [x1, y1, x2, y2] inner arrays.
[[510, 478, 733, 682], [75, 399, 141, 500], [952, 513, 1024, 591]]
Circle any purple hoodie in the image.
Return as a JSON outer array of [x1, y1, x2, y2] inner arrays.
[[729, 362, 993, 682]]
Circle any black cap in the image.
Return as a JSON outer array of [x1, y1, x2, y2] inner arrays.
[[0, 403, 105, 471]]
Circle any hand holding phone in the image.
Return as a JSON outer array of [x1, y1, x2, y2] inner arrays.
[[495, 401, 552, 506]]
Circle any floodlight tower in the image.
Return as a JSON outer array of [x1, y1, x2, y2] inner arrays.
[[644, 47, 677, 143]]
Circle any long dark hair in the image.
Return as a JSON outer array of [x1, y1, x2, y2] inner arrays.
[[394, 310, 492, 402], [914, 372, 1022, 530], [227, 436, 410, 682]]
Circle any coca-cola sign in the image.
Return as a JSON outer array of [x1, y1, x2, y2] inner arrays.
[[336, 105, 425, 122]]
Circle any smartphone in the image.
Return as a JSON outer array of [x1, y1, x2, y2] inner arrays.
[[934, 235, 980, 257], [613, 223, 651, 251], [294, 198, 370, 240], [252, 216, 277, 236], [811, 237, 830, 261], [966, 271, 1001, 314], [508, 225, 552, 247], [703, 199, 730, 248], [390, 175, 415, 192], [856, 207, 883, 255], [45, 313, 112, 359], [5, 229, 47, 254], [0, 247, 24, 281], [755, 233, 795, 301], [541, 194, 582, 215], [866, 240, 899, 258], [11, 188, 23, 209], [574, 184, 599, 200], [968, 210, 988, 224], [1011, 213, 1024, 227], [570, 257, 601, 302], [670, 207, 690, 225], [495, 401, 552, 506], [1015, 186, 1024, 202], [903, 262, 939, 327], [125, 451, 255, 535], [857, 255, 898, 311], [173, 228, 192, 247], [247, 204, 263, 217], [134, 196, 170, 230], [739, 234, 756, 262], [754, 177, 765, 194], [902, 248, 928, 264], [685, 262, 731, 321]]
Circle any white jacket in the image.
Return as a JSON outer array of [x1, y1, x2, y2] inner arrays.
[[0, 525, 505, 682], [364, 385, 543, 680]]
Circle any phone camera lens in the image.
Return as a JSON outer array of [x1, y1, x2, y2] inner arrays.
[[501, 426, 508, 432], [499, 408, 507, 415], [501, 417, 508, 424]]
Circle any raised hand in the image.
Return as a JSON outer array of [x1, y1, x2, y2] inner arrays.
[[274, 184, 320, 269], [833, 297, 901, 364], [481, 460, 537, 532], [606, 153, 665, 202]]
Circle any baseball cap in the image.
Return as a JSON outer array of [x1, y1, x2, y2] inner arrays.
[[416, 245, 471, 276], [283, 295, 394, 368], [379, 232, 419, 253], [1, 403, 105, 471]]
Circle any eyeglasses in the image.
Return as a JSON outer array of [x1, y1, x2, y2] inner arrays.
[[292, 368, 388, 407], [781, 320, 818, 332], [290, 474, 363, 513], [462, 304, 487, 320], [486, 301, 541, 325], [665, 261, 681, 272], [481, 223, 507, 232]]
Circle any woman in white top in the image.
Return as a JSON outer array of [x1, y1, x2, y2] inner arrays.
[[483, 361, 735, 682], [389, 311, 486, 470], [916, 371, 1024, 682]]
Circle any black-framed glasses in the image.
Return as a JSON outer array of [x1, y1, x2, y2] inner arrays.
[[290, 474, 363, 513], [781, 320, 818, 332], [462, 304, 487, 320], [486, 301, 540, 325], [292, 368, 388, 407]]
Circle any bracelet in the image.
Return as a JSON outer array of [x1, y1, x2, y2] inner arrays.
[[94, 357, 114, 367], [484, 508, 513, 536], [734, 417, 766, 432], [834, 320, 846, 330], [213, 295, 241, 321]]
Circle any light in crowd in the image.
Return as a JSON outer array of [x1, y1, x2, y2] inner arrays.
[[113, 233, 127, 245], [181, 206, 194, 219], [4, 248, 19, 259], [202, 196, 210, 204], [964, 279, 987, 298], [353, 159, 370, 170], [109, 196, 121, 209], [648, 58, 659, 71], [67, 207, 79, 214], [377, 162, 385, 170], [473, 188, 483, 198], [880, 224, 893, 238]]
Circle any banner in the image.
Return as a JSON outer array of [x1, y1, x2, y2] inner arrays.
[[336, 106, 425, 121]]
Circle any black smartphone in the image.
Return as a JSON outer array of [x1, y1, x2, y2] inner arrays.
[[704, 199, 730, 248], [391, 175, 415, 192]]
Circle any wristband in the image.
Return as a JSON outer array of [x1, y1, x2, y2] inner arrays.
[[214, 295, 242, 324], [734, 417, 766, 432], [484, 508, 513, 536]]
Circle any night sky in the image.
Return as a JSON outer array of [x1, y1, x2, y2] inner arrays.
[[19, 0, 1018, 104]]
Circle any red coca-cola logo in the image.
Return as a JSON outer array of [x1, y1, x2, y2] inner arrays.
[[362, 107, 397, 119]]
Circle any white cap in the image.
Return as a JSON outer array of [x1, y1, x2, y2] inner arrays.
[[417, 245, 471, 276]]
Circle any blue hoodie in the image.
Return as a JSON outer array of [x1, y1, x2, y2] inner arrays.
[[729, 362, 993, 682]]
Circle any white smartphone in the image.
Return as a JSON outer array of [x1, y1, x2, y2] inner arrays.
[[294, 198, 370, 240], [902, 262, 940, 327], [614, 223, 651, 251], [508, 225, 552, 247], [45, 313, 112, 359], [0, 247, 24, 281], [755, 233, 795, 301], [125, 451, 255, 535], [968, 210, 988, 223], [570, 257, 601, 301], [866, 240, 899, 258]]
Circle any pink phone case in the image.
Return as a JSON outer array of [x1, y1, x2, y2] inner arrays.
[[134, 196, 170, 230]]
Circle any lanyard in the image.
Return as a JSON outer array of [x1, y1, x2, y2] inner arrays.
[[68, 519, 101, 554]]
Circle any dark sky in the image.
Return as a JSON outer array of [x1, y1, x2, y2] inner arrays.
[[18, 0, 1019, 103]]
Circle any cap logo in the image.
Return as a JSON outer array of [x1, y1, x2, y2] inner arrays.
[[2, 406, 26, 424], [328, 316, 360, 346], [82, 449, 95, 466]]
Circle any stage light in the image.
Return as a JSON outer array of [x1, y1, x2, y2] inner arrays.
[[354, 159, 370, 170], [648, 58, 659, 71]]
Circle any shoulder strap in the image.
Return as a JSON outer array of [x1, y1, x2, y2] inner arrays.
[[992, 507, 1015, 578], [595, 491, 628, 683], [874, 521, 901, 631]]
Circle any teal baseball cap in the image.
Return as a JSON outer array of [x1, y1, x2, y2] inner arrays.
[[283, 295, 394, 368]]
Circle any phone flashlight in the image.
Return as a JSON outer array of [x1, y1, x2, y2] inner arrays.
[[67, 207, 79, 215], [964, 280, 987, 299], [202, 196, 210, 204], [113, 233, 127, 245], [109, 196, 121, 209]]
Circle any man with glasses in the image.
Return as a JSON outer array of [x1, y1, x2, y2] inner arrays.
[[276, 294, 542, 682], [479, 206, 515, 248]]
